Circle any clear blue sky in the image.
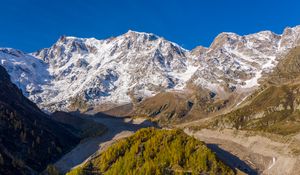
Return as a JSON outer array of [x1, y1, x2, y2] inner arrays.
[[0, 0, 300, 52]]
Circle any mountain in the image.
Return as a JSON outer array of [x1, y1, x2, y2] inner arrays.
[[1, 26, 300, 113], [131, 27, 300, 123], [0, 65, 79, 174], [268, 45, 300, 84], [32, 31, 192, 112], [67, 128, 235, 175], [1, 26, 300, 175], [204, 46, 300, 136]]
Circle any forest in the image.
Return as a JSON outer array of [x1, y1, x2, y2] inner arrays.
[[67, 128, 234, 175]]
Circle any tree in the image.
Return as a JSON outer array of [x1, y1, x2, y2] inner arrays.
[[0, 153, 4, 165], [20, 131, 26, 143], [36, 136, 41, 144], [45, 164, 60, 175], [67, 128, 234, 175]]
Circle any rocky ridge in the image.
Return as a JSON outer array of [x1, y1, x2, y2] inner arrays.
[[0, 26, 300, 112]]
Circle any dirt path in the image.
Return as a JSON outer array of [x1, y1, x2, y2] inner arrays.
[[54, 115, 155, 173], [185, 129, 300, 175]]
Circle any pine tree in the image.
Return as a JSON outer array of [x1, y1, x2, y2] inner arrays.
[[45, 164, 60, 175], [0, 153, 4, 165]]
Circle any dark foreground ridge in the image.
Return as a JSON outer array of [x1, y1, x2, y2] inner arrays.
[[0, 66, 79, 174]]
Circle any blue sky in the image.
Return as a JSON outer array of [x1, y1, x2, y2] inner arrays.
[[0, 0, 300, 52]]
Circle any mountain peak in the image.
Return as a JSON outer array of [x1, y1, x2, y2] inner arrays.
[[284, 25, 300, 32], [2, 25, 300, 112], [56, 35, 90, 44], [209, 32, 240, 49], [126, 29, 155, 35], [0, 48, 26, 57], [123, 30, 160, 42]]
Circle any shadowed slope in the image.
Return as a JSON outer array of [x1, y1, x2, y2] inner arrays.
[[0, 66, 79, 174]]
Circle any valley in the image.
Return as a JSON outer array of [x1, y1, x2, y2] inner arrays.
[[184, 128, 300, 175], [51, 109, 300, 175], [1, 24, 300, 174], [54, 114, 155, 173]]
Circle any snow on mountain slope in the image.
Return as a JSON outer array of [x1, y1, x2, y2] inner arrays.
[[0, 48, 50, 97], [32, 30, 196, 111], [188, 27, 300, 95], [0, 26, 300, 112]]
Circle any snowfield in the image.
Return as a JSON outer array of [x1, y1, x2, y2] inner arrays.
[[1, 26, 300, 112]]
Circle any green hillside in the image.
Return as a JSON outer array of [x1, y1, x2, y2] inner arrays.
[[207, 47, 300, 136], [211, 84, 300, 135], [67, 128, 234, 175]]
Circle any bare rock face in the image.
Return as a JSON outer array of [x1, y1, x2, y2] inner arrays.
[[1, 26, 300, 112]]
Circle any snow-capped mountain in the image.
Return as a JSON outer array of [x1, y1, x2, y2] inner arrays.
[[188, 27, 300, 95], [0, 48, 50, 96], [1, 26, 300, 112]]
